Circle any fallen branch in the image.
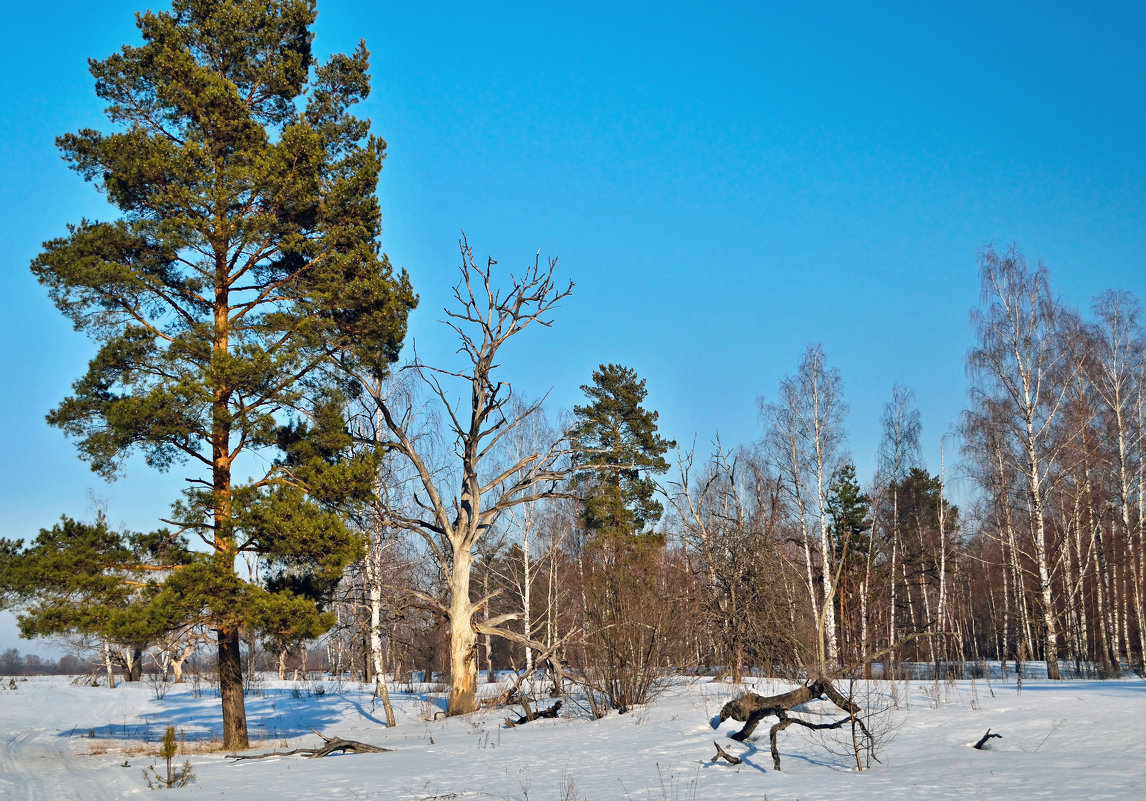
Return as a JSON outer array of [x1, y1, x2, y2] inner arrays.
[[766, 711, 865, 771], [226, 730, 392, 760], [974, 728, 1002, 750], [711, 741, 742, 765], [504, 700, 563, 728]]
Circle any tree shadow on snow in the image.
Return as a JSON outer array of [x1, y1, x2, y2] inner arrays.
[[54, 686, 354, 745]]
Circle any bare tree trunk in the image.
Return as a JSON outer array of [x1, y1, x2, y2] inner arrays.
[[168, 640, 195, 685], [937, 441, 950, 663], [522, 527, 533, 673], [447, 549, 479, 715], [889, 518, 899, 673], [1030, 470, 1061, 678]]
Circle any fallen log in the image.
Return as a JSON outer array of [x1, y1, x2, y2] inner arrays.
[[713, 677, 869, 770], [716, 677, 860, 741], [504, 700, 563, 728], [226, 729, 392, 760]]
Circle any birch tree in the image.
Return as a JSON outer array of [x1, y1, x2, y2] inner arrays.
[[763, 344, 847, 671], [968, 246, 1072, 678], [875, 385, 921, 671], [1091, 290, 1146, 664]]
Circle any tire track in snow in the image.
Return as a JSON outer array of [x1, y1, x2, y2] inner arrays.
[[0, 727, 127, 801]]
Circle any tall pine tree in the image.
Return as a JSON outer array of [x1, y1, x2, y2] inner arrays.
[[570, 366, 676, 712], [30, 0, 415, 747], [571, 364, 675, 541]]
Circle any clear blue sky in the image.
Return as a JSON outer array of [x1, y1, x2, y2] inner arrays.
[[3, 1, 1145, 650]]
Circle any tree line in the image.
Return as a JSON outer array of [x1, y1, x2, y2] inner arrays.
[[1, 0, 1143, 752]]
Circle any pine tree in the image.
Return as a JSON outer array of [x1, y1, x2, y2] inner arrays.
[[570, 365, 676, 712], [0, 517, 192, 681], [826, 460, 871, 662], [30, 0, 415, 747], [571, 364, 676, 542], [826, 460, 871, 565]]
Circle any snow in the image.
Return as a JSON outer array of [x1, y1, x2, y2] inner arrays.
[[2, 670, 1144, 800]]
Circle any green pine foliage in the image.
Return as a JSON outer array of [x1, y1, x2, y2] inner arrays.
[[0, 517, 191, 659], [826, 460, 872, 564], [28, 0, 414, 747], [571, 364, 676, 541], [887, 467, 960, 559], [570, 364, 678, 713]]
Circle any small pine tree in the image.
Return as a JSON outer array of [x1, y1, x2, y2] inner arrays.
[[143, 725, 194, 789], [159, 726, 178, 786], [570, 364, 677, 713]]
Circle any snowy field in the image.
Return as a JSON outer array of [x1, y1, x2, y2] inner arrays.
[[2, 669, 1144, 800]]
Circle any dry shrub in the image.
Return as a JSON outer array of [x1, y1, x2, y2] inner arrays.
[[574, 536, 697, 715]]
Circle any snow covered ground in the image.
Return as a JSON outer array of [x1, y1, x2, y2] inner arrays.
[[2, 668, 1143, 800]]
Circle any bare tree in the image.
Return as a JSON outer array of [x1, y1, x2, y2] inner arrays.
[[876, 385, 921, 672], [762, 344, 848, 671], [672, 441, 802, 682], [348, 238, 573, 715], [492, 400, 563, 674], [968, 246, 1073, 678], [345, 370, 430, 726], [1091, 291, 1146, 665]]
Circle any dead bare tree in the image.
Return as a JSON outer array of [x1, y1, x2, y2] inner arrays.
[[348, 237, 574, 715]]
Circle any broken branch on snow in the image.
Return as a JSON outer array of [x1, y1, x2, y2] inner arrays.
[[226, 729, 392, 760]]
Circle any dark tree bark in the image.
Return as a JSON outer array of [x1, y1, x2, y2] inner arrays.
[[974, 729, 1002, 749], [711, 741, 742, 765], [504, 700, 563, 727], [218, 629, 248, 750]]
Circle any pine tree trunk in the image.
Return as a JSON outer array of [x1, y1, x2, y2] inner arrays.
[[218, 628, 249, 749], [125, 646, 144, 682]]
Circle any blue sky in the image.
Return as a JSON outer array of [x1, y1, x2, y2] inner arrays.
[[3, 1, 1145, 650]]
